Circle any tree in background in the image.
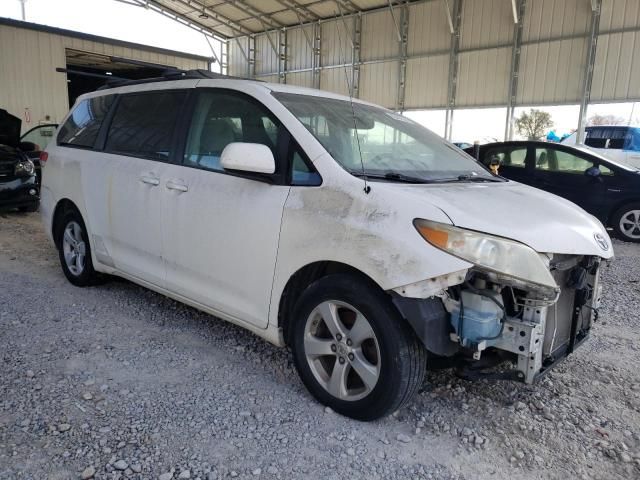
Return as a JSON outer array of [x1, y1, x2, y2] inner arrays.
[[587, 114, 626, 126], [515, 109, 554, 140]]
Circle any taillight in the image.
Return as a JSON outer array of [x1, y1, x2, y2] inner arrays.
[[39, 151, 48, 164]]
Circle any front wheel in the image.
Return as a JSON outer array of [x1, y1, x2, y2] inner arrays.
[[612, 203, 640, 243], [291, 273, 426, 421]]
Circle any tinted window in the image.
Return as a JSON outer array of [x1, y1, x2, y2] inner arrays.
[[291, 149, 321, 186], [485, 147, 527, 168], [534, 148, 613, 175], [57, 96, 114, 148], [184, 91, 281, 173], [585, 127, 629, 150], [105, 91, 186, 161]]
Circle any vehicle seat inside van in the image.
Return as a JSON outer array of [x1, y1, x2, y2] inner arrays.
[[197, 119, 236, 169]]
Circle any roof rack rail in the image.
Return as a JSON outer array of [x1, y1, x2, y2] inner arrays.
[[96, 69, 261, 91]]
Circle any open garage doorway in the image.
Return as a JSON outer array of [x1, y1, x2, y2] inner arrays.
[[63, 49, 177, 105]]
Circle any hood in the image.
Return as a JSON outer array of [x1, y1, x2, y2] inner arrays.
[[0, 109, 21, 148], [381, 181, 613, 259]]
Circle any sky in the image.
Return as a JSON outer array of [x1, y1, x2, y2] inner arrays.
[[1, 0, 637, 141], [0, 0, 219, 58]]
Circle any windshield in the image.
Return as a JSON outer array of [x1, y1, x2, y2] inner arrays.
[[273, 92, 498, 182]]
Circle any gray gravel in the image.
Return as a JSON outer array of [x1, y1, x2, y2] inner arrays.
[[1, 212, 639, 480]]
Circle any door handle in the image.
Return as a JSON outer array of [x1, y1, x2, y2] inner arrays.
[[139, 175, 160, 186], [166, 180, 188, 193]]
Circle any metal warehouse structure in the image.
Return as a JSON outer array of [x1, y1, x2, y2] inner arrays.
[[124, 0, 640, 141], [0, 18, 211, 133]]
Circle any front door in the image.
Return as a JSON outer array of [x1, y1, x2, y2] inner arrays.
[[103, 89, 188, 287], [530, 146, 609, 216], [161, 89, 291, 328]]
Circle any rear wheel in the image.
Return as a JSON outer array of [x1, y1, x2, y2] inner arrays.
[[56, 209, 102, 286], [291, 273, 426, 421], [612, 203, 640, 243]]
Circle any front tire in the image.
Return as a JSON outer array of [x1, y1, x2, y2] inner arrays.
[[612, 203, 640, 243], [291, 273, 426, 421], [55, 209, 102, 286]]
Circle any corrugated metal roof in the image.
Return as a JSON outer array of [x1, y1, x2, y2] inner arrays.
[[224, 0, 640, 110]]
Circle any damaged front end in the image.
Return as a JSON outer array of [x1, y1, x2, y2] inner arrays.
[[392, 220, 607, 384]]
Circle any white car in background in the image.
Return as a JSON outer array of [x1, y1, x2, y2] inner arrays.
[[40, 72, 613, 420], [563, 125, 640, 169]]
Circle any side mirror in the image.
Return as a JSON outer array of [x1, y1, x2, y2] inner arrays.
[[221, 142, 275, 174], [585, 166, 601, 178]]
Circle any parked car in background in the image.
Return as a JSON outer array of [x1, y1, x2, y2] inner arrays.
[[562, 125, 640, 169], [41, 72, 612, 420], [452, 141, 473, 149], [0, 109, 40, 212], [467, 141, 640, 242]]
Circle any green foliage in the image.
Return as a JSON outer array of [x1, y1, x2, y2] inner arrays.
[[515, 109, 554, 140]]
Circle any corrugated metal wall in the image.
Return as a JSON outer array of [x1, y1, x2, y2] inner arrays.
[[0, 23, 208, 133], [228, 0, 640, 111]]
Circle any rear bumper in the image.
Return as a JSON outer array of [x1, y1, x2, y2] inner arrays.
[[0, 176, 39, 210]]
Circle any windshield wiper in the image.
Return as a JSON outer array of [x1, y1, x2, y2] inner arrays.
[[349, 171, 434, 184], [434, 174, 504, 183]]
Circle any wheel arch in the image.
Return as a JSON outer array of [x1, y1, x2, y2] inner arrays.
[[51, 198, 81, 249], [277, 261, 383, 346], [607, 198, 640, 226]]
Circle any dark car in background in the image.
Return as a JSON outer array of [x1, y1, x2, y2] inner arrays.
[[466, 141, 640, 243], [0, 109, 40, 212]]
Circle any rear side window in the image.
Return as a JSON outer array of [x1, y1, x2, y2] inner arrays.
[[585, 127, 629, 150], [485, 147, 527, 168], [57, 95, 114, 148], [105, 91, 186, 161]]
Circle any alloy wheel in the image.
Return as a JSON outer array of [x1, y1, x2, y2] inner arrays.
[[62, 221, 86, 276], [619, 209, 640, 240], [303, 300, 381, 401]]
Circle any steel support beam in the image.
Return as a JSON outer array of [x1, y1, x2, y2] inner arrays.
[[278, 29, 288, 83], [248, 35, 256, 78], [396, 3, 409, 112], [313, 21, 322, 89], [163, 0, 253, 37], [505, 0, 526, 140], [351, 13, 362, 98], [444, 0, 461, 141], [577, 0, 602, 144]]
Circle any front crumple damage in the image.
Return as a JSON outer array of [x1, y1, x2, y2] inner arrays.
[[392, 253, 605, 384]]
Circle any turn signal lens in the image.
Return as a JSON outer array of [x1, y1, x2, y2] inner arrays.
[[415, 225, 449, 249]]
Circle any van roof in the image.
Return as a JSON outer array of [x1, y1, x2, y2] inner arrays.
[[81, 69, 379, 108]]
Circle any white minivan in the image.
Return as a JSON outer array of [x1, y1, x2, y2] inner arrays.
[[41, 71, 613, 420]]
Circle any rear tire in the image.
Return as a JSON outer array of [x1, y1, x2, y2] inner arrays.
[[291, 273, 427, 421], [612, 203, 640, 243], [55, 209, 102, 286]]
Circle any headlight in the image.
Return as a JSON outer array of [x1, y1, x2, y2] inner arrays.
[[15, 159, 35, 176], [414, 219, 558, 294]]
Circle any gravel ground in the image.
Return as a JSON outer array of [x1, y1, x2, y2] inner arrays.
[[1, 212, 639, 480]]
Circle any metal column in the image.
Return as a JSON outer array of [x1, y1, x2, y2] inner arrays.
[[278, 28, 288, 84], [313, 21, 322, 89], [351, 14, 362, 98], [576, 0, 602, 144], [396, 3, 409, 112], [505, 0, 526, 140], [247, 35, 256, 78], [444, 0, 462, 141]]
